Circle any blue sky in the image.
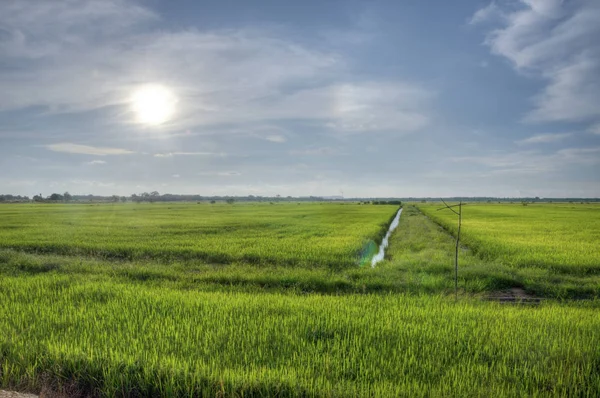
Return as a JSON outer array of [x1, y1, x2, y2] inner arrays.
[[1, 0, 599, 197]]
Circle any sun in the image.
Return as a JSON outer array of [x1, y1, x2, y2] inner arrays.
[[131, 84, 177, 125]]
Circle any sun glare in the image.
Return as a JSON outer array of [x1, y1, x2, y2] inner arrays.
[[131, 84, 177, 125]]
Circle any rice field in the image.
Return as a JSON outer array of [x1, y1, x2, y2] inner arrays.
[[1, 274, 599, 397], [380, 205, 600, 298], [0, 203, 397, 267], [1, 202, 600, 396], [418, 203, 600, 272]]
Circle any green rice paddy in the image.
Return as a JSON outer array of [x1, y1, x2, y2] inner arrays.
[[1, 202, 599, 397], [0, 203, 397, 267]]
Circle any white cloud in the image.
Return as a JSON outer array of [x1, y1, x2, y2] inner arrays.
[[265, 135, 286, 143], [67, 179, 116, 189], [275, 82, 433, 133], [46, 143, 134, 156], [289, 147, 340, 156], [515, 132, 572, 145], [197, 171, 241, 177], [469, 2, 504, 25], [328, 82, 433, 132], [556, 147, 600, 163], [452, 146, 600, 175], [588, 123, 600, 135], [4, 179, 38, 187], [474, 0, 600, 126], [0, 0, 432, 135], [153, 152, 223, 158], [86, 160, 107, 165], [172, 174, 180, 178], [227, 125, 289, 143], [0, 0, 157, 59]]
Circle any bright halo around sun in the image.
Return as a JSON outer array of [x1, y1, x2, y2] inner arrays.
[[131, 84, 177, 125]]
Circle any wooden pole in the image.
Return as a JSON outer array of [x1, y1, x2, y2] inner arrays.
[[454, 202, 462, 301], [437, 199, 465, 302]]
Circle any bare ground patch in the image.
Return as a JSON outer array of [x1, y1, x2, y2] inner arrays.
[[486, 287, 542, 304]]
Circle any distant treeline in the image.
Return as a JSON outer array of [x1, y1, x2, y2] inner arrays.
[[402, 197, 600, 203], [371, 200, 402, 205], [126, 193, 352, 203], [0, 192, 371, 204], [1, 193, 599, 204], [0, 194, 30, 202]]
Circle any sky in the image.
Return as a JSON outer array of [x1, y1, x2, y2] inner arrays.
[[1, 0, 599, 198]]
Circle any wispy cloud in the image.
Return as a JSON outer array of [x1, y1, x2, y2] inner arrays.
[[265, 135, 286, 143], [46, 143, 134, 156], [278, 82, 433, 133], [516, 132, 572, 145], [86, 160, 107, 165], [289, 147, 340, 156], [197, 171, 241, 177], [452, 147, 600, 175], [227, 125, 289, 143], [556, 147, 600, 164], [588, 124, 600, 135], [0, 0, 158, 59], [0, 0, 432, 135], [469, 2, 504, 25], [153, 152, 224, 158], [472, 1, 600, 129]]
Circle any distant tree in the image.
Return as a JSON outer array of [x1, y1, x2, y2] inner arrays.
[[150, 191, 160, 203], [63, 192, 72, 202], [210, 200, 216, 204], [120, 196, 127, 203], [226, 198, 235, 204], [33, 194, 43, 202], [49, 193, 63, 201], [111, 195, 120, 203], [141, 192, 150, 202]]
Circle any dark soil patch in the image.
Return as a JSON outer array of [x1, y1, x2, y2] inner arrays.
[[486, 288, 542, 304]]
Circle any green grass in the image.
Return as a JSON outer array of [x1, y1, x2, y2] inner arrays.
[[1, 274, 599, 397], [1, 202, 600, 396], [418, 203, 600, 271], [0, 248, 404, 295], [376, 205, 600, 298], [0, 203, 398, 268]]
